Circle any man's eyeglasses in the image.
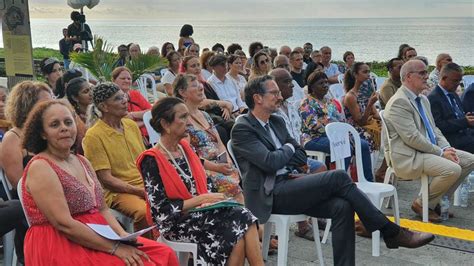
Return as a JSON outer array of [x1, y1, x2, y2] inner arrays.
[[411, 70, 428, 77], [265, 90, 281, 97]]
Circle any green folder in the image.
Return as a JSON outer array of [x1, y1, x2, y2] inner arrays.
[[189, 200, 243, 212]]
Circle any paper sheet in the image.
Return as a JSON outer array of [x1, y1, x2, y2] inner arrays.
[[87, 223, 156, 241]]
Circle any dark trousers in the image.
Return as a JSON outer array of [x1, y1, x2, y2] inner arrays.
[[0, 200, 27, 263], [272, 169, 389, 266]]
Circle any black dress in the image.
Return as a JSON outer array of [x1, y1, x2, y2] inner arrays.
[[139, 155, 257, 265]]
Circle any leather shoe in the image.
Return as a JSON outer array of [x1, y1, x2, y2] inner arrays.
[[434, 204, 454, 218], [411, 201, 442, 223], [384, 227, 435, 249]]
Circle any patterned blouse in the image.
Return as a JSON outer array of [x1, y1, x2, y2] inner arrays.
[[299, 95, 345, 145]]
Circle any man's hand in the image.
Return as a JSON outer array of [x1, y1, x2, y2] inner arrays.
[[442, 147, 459, 164], [465, 112, 474, 127]]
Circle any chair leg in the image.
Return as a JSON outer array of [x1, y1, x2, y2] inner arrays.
[[371, 230, 381, 257], [261, 222, 272, 260], [275, 218, 290, 266], [2, 231, 15, 266], [421, 176, 429, 223], [392, 192, 400, 225], [321, 219, 331, 244], [178, 252, 190, 266], [311, 218, 325, 266]]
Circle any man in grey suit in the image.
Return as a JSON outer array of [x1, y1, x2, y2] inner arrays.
[[384, 60, 474, 223], [231, 75, 434, 266]]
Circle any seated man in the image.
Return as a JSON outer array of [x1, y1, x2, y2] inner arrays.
[[231, 75, 434, 265], [320, 46, 341, 84], [461, 83, 474, 113], [379, 58, 403, 109], [428, 63, 474, 154], [428, 53, 452, 86], [384, 60, 474, 222], [83, 83, 150, 234]]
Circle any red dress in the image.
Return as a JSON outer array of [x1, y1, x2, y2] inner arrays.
[[128, 90, 152, 137], [21, 155, 178, 266]]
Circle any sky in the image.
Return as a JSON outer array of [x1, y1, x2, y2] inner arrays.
[[29, 0, 474, 20]]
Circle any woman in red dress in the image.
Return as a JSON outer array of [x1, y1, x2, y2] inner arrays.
[[20, 100, 178, 266]]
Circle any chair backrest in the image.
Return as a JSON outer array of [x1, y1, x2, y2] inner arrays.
[[137, 73, 158, 103], [143, 110, 161, 146], [379, 110, 394, 168], [0, 169, 13, 200], [325, 122, 369, 183], [463, 75, 474, 89], [329, 83, 345, 103], [226, 140, 242, 177], [337, 73, 345, 84], [16, 178, 31, 227], [375, 77, 387, 91]]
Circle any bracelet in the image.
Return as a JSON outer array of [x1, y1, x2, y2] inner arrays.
[[110, 241, 120, 255]]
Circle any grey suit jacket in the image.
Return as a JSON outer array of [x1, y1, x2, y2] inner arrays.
[[384, 85, 450, 179], [231, 112, 306, 223]]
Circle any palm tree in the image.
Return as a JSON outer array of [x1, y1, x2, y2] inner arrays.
[[70, 36, 167, 82]]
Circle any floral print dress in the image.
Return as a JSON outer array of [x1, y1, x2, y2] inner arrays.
[[139, 156, 257, 265], [187, 111, 242, 197], [344, 80, 379, 151]]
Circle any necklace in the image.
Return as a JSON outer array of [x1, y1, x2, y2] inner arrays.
[[158, 140, 193, 179]]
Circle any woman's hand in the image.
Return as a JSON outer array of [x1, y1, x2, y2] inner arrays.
[[197, 193, 226, 207], [214, 163, 234, 176], [114, 243, 150, 266], [368, 92, 379, 107]]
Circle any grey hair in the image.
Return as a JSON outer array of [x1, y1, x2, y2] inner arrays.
[[413, 56, 428, 66], [440, 62, 463, 78], [400, 59, 426, 82]]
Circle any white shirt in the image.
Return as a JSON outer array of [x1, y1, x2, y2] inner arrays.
[[207, 74, 246, 112], [161, 70, 176, 85], [275, 100, 303, 145], [324, 63, 341, 77], [201, 69, 213, 81]]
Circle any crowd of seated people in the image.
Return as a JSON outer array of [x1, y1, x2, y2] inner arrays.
[[2, 31, 474, 265]]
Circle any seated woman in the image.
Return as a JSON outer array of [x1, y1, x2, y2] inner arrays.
[[112, 67, 152, 140], [248, 50, 271, 81], [83, 83, 151, 234], [181, 55, 234, 144], [54, 68, 83, 99], [137, 97, 263, 265], [160, 42, 175, 59], [173, 73, 244, 203], [40, 57, 63, 92], [199, 50, 215, 81], [300, 71, 374, 181], [20, 100, 178, 265], [161, 51, 182, 96], [66, 77, 92, 155]]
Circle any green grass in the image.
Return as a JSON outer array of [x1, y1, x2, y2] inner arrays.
[[0, 47, 62, 60]]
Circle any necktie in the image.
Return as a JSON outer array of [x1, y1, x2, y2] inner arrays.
[[263, 123, 275, 195], [447, 93, 464, 119], [264, 123, 272, 135], [415, 97, 437, 145]]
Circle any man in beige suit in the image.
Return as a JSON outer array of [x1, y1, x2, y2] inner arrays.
[[384, 60, 474, 223]]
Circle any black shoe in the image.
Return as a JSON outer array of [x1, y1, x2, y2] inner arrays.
[[384, 227, 435, 249]]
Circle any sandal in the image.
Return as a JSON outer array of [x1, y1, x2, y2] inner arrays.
[[294, 226, 315, 241]]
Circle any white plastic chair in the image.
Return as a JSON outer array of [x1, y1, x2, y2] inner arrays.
[[325, 122, 400, 257], [157, 235, 198, 266], [2, 169, 18, 266], [375, 77, 387, 91], [262, 215, 324, 266], [137, 73, 158, 103], [328, 83, 345, 103], [379, 110, 429, 222], [227, 140, 324, 265], [337, 73, 345, 84], [109, 209, 135, 233], [462, 75, 474, 88], [143, 110, 161, 146]]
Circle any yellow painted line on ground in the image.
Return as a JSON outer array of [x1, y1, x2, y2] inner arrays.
[[355, 215, 474, 242]]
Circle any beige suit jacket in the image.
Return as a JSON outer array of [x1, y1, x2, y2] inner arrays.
[[383, 85, 450, 179]]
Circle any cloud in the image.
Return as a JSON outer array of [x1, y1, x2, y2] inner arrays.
[[29, 0, 474, 19]]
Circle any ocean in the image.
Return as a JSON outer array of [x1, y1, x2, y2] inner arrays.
[[3, 17, 474, 65]]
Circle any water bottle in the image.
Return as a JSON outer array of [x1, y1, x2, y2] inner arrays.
[[440, 195, 449, 221], [459, 182, 469, 208]]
